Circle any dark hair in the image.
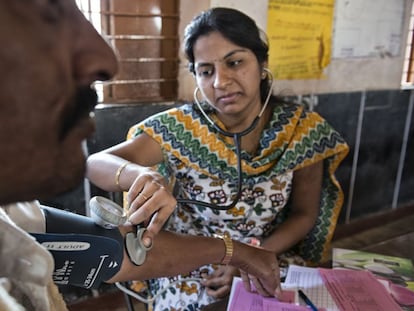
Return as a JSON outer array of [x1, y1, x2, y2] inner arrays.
[[184, 7, 271, 101]]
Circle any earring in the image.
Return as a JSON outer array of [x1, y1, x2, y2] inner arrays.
[[262, 68, 274, 82]]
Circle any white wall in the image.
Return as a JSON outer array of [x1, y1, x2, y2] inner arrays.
[[177, 0, 208, 102], [178, 0, 412, 100]]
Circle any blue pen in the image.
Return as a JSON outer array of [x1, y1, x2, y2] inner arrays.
[[298, 289, 318, 311]]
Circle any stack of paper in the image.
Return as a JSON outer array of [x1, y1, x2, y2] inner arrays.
[[332, 248, 414, 307], [228, 264, 405, 310]]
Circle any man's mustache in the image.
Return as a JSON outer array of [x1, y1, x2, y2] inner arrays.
[[60, 86, 98, 140]]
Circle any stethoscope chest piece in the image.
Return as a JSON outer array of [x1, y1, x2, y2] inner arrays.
[[89, 196, 128, 229], [89, 196, 152, 266], [125, 228, 153, 266]]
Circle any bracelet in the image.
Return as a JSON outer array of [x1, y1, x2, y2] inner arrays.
[[115, 162, 131, 190], [214, 232, 233, 265]]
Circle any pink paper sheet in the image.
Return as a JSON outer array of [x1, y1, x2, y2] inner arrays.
[[227, 279, 308, 311], [318, 268, 403, 311]]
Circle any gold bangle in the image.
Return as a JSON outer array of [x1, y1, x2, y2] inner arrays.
[[214, 232, 233, 265], [115, 162, 131, 190]]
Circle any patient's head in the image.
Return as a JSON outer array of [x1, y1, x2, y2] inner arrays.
[[0, 0, 117, 204]]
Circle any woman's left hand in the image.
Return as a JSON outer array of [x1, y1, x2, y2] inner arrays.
[[201, 265, 240, 299]]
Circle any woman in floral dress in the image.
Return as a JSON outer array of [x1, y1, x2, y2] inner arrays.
[[87, 7, 349, 311]]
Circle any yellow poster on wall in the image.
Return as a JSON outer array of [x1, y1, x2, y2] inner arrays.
[[267, 0, 334, 80]]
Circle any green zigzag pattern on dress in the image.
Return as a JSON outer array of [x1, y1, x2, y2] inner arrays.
[[273, 128, 345, 175], [155, 113, 240, 178], [153, 107, 302, 178]]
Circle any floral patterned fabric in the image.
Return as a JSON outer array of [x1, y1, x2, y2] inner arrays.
[[127, 102, 349, 311]]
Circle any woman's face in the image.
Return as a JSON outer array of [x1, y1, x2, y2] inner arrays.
[[193, 31, 263, 124], [0, 1, 117, 203]]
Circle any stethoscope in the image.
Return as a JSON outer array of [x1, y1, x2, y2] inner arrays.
[[88, 69, 274, 267]]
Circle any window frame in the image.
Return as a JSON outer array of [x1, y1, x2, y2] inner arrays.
[[76, 0, 180, 103]]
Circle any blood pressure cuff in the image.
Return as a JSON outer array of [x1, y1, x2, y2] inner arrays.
[[31, 206, 124, 289]]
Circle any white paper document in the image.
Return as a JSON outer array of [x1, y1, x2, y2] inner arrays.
[[284, 265, 339, 311]]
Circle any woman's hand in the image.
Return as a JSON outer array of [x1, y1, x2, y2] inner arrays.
[[233, 242, 282, 299], [126, 167, 177, 247], [201, 265, 240, 298], [87, 135, 177, 248]]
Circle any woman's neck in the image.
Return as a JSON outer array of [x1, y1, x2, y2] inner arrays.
[[212, 104, 271, 155], [216, 104, 264, 134]]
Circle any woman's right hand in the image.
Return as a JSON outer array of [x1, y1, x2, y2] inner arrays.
[[125, 166, 177, 247], [87, 135, 177, 248], [232, 242, 282, 299]]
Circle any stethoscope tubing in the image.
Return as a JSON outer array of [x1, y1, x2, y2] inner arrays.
[[180, 70, 274, 210]]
